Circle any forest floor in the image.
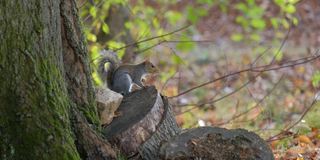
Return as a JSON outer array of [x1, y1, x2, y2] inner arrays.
[[158, 42, 320, 159]]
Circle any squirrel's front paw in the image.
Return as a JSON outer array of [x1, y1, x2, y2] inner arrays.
[[129, 83, 142, 92], [141, 74, 157, 87]]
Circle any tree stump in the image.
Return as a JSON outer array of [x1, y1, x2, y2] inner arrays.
[[159, 127, 274, 160], [138, 94, 181, 159], [102, 87, 180, 158]]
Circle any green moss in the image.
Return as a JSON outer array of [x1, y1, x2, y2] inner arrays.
[[0, 1, 82, 159]]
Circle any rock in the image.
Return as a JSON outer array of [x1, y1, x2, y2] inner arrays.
[[96, 87, 123, 125]]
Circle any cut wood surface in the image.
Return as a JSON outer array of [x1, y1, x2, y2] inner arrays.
[[159, 126, 274, 160]]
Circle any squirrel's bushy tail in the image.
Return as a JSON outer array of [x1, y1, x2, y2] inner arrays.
[[97, 50, 120, 87]]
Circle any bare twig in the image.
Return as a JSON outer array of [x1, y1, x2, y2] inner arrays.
[[90, 25, 191, 63], [160, 70, 178, 93], [251, 46, 272, 66], [169, 53, 320, 99], [83, 0, 106, 22], [271, 26, 291, 64], [216, 75, 283, 126], [135, 39, 217, 54], [114, 24, 191, 52], [267, 98, 318, 142], [176, 72, 261, 115]]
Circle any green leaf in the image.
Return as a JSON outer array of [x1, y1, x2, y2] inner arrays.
[[274, 0, 285, 6], [124, 21, 133, 29], [250, 19, 266, 30], [186, 5, 208, 23], [247, 6, 264, 18], [165, 11, 182, 25], [235, 16, 245, 23], [107, 41, 125, 58], [87, 33, 97, 42], [235, 3, 247, 12], [187, 6, 199, 23], [288, 0, 300, 4], [152, 18, 160, 28], [281, 19, 290, 29], [197, 8, 208, 17], [231, 33, 243, 42], [270, 18, 279, 29], [176, 35, 195, 52], [89, 7, 97, 18], [312, 71, 320, 87], [250, 33, 261, 41], [236, 16, 250, 29], [274, 50, 283, 61], [90, 45, 100, 62], [246, 0, 255, 6], [197, 0, 214, 6], [292, 17, 299, 26], [172, 54, 183, 64], [102, 23, 110, 34], [219, 3, 228, 13], [285, 4, 296, 13]]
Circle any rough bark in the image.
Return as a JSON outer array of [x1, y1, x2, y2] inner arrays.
[[0, 0, 81, 159], [71, 107, 116, 159], [139, 96, 181, 160], [60, 0, 99, 125], [0, 0, 112, 159]]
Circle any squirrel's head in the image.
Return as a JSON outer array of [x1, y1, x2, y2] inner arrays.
[[142, 60, 159, 73], [140, 60, 159, 87]]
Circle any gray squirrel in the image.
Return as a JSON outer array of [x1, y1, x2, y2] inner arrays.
[[98, 50, 159, 95]]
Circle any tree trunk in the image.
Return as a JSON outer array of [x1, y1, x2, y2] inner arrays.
[[0, 0, 105, 159], [96, 4, 138, 63]]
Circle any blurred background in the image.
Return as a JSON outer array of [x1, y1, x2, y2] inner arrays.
[[78, 0, 320, 158]]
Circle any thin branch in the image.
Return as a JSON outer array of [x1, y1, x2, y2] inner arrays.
[[271, 26, 291, 64], [216, 75, 283, 126], [251, 46, 272, 66], [160, 70, 178, 93], [90, 25, 191, 63], [176, 72, 261, 115], [251, 51, 319, 72], [135, 39, 217, 54], [114, 24, 191, 52], [169, 52, 320, 99], [267, 97, 318, 142], [83, 0, 106, 22]]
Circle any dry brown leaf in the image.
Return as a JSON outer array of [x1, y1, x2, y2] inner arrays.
[[297, 135, 312, 145]]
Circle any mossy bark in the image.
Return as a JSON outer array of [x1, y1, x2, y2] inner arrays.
[[0, 0, 100, 159], [60, 0, 99, 126]]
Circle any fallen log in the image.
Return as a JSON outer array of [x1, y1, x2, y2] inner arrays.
[[159, 126, 274, 160]]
